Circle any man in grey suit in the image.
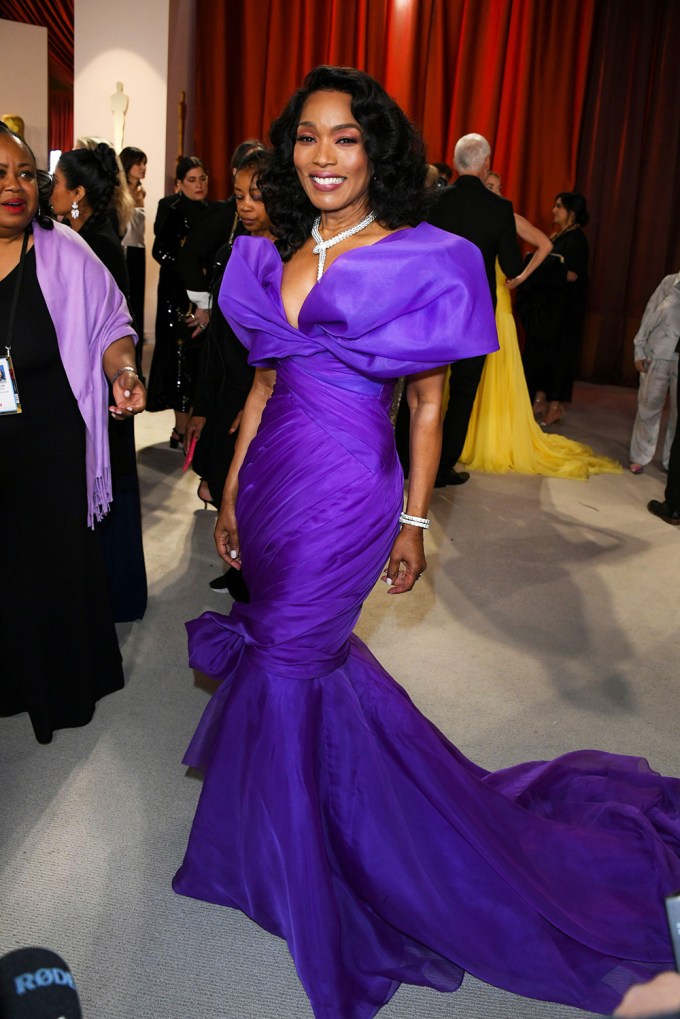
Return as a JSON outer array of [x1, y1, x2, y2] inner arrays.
[[427, 133, 523, 485], [648, 335, 680, 523]]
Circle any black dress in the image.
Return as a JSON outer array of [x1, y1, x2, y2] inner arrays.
[[190, 240, 254, 506], [147, 195, 224, 413], [79, 216, 148, 623], [553, 227, 589, 402], [519, 227, 589, 403], [0, 250, 123, 744]]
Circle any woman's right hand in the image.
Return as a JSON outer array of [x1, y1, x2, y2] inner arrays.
[[212, 367, 276, 569], [215, 495, 241, 568], [185, 307, 210, 338], [635, 358, 650, 373], [185, 414, 206, 446]]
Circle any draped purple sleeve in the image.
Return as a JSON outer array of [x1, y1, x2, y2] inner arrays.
[[218, 223, 498, 377], [33, 222, 137, 525]]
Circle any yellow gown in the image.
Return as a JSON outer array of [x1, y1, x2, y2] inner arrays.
[[460, 263, 622, 478]]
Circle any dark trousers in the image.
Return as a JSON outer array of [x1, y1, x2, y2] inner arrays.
[[438, 354, 486, 475], [666, 370, 680, 510]]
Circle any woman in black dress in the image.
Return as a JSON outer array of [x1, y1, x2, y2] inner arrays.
[[50, 143, 148, 622], [120, 145, 147, 363], [147, 156, 221, 448], [520, 192, 590, 426], [0, 126, 145, 744], [185, 149, 274, 599]]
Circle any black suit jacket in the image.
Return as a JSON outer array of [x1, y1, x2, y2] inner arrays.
[[175, 197, 236, 292], [427, 175, 523, 307]]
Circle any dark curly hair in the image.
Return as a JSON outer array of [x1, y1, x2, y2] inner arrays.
[[259, 65, 428, 260], [58, 143, 121, 229], [555, 191, 589, 227]]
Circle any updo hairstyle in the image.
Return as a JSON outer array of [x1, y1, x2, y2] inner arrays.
[[233, 147, 271, 183], [555, 192, 589, 227], [176, 156, 207, 184], [59, 143, 122, 229]]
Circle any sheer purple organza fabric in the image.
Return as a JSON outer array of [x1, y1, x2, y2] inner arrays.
[[174, 225, 680, 1019]]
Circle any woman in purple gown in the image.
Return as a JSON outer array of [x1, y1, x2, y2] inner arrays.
[[174, 67, 680, 1018]]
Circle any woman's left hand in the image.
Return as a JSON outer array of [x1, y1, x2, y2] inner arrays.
[[382, 526, 426, 595], [109, 370, 147, 418], [228, 410, 244, 434]]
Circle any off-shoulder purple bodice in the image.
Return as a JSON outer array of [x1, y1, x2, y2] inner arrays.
[[220, 222, 499, 392]]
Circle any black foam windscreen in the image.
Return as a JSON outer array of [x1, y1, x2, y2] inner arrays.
[[0, 947, 82, 1018]]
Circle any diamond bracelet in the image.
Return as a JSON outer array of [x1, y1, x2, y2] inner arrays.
[[399, 512, 430, 530], [111, 365, 138, 386]]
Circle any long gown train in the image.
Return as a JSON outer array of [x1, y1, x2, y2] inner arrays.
[[174, 226, 680, 1019], [461, 262, 622, 477]]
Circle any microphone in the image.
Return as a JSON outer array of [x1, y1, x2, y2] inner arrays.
[[0, 947, 82, 1018]]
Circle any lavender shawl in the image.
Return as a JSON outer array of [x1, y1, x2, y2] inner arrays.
[[32, 221, 137, 527]]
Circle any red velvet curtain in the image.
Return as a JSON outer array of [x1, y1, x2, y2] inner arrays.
[[0, 0, 74, 152], [577, 0, 680, 385], [194, 0, 680, 385], [194, 0, 594, 221]]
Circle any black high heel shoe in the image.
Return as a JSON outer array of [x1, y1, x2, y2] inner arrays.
[[169, 429, 184, 450], [209, 568, 250, 602], [197, 479, 212, 509]]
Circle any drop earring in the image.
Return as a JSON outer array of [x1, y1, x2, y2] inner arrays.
[[70, 200, 80, 220]]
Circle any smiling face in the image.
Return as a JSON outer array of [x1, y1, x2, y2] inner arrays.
[[293, 90, 372, 219], [0, 134, 38, 238], [233, 168, 271, 237], [178, 166, 208, 201]]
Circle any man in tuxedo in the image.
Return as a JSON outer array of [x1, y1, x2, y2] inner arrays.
[[428, 133, 524, 486]]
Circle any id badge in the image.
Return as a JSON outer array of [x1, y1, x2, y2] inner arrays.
[[0, 352, 22, 414]]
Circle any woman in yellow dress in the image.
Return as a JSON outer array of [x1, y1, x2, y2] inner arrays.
[[460, 173, 621, 478]]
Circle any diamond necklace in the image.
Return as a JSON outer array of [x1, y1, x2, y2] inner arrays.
[[311, 211, 376, 281]]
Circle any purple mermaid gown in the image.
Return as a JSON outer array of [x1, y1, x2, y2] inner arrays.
[[174, 224, 680, 1018]]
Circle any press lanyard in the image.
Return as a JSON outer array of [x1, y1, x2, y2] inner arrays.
[[0, 228, 29, 415], [6, 228, 30, 353]]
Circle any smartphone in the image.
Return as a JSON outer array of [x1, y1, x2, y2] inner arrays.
[[182, 433, 197, 472], [665, 890, 680, 970]]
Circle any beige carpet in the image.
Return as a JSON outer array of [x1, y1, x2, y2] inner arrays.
[[1, 381, 677, 1019]]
